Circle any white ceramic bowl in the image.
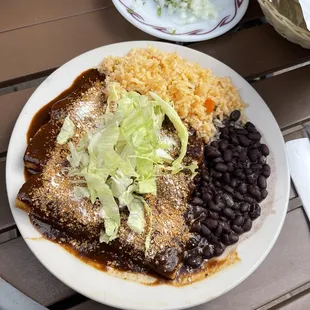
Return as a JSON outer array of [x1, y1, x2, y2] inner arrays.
[[6, 41, 289, 310], [112, 0, 249, 42]]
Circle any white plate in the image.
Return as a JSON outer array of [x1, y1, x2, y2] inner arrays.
[[112, 0, 249, 42], [6, 41, 289, 310]]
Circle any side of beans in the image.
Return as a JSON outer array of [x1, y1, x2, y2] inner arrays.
[[184, 110, 270, 269]]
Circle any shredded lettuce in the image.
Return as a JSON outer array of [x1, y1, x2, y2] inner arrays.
[[127, 197, 145, 234], [150, 92, 188, 172], [57, 116, 75, 145], [73, 186, 90, 199], [64, 86, 190, 248]]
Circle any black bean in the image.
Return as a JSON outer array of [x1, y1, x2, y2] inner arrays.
[[223, 149, 233, 162], [192, 197, 204, 206], [248, 132, 262, 141], [235, 128, 248, 135], [214, 180, 222, 188], [214, 194, 224, 204], [232, 215, 244, 227], [245, 122, 256, 130], [214, 225, 223, 237], [220, 127, 229, 135], [252, 142, 261, 149], [204, 218, 218, 230], [223, 185, 234, 194], [229, 232, 239, 244], [231, 225, 244, 235], [249, 203, 261, 220], [247, 173, 258, 185], [228, 126, 235, 133], [239, 151, 247, 162], [238, 161, 246, 169], [225, 195, 234, 207], [257, 175, 267, 189], [190, 223, 201, 234], [237, 183, 247, 194], [202, 173, 210, 182], [238, 135, 250, 147], [230, 178, 238, 188], [261, 189, 268, 200], [251, 163, 263, 171], [222, 172, 231, 184], [222, 233, 230, 245], [195, 188, 202, 196], [234, 191, 244, 201], [213, 157, 224, 163], [209, 211, 220, 220], [232, 151, 240, 158], [262, 163, 271, 176], [211, 141, 219, 148], [232, 203, 240, 210], [261, 169, 270, 178], [240, 202, 250, 213], [205, 146, 221, 158], [244, 168, 253, 175], [208, 201, 222, 212], [185, 252, 203, 268], [244, 195, 254, 204], [230, 110, 241, 121], [213, 171, 223, 179], [215, 163, 228, 173], [227, 162, 235, 172], [260, 144, 269, 156], [248, 148, 260, 162], [240, 173, 246, 180], [230, 132, 239, 146], [202, 191, 212, 203], [203, 244, 215, 259], [221, 133, 230, 140], [222, 207, 235, 219], [235, 145, 242, 152], [242, 218, 252, 232], [192, 205, 205, 216], [233, 169, 242, 177], [248, 185, 262, 201], [188, 235, 201, 249], [221, 221, 231, 233], [219, 140, 229, 151], [201, 224, 211, 237], [207, 233, 218, 244], [214, 242, 225, 256]]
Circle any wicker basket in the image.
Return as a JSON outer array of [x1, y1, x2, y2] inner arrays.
[[258, 0, 310, 49]]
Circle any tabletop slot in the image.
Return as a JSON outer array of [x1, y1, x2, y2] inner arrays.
[[0, 237, 75, 307], [0, 7, 154, 88], [0, 0, 112, 34], [0, 88, 35, 153], [253, 65, 310, 130], [0, 161, 15, 234]]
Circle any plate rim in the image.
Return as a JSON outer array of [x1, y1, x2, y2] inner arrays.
[[6, 41, 290, 310]]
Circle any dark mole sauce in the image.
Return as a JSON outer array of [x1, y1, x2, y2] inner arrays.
[[24, 69, 103, 179], [25, 69, 238, 285]]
